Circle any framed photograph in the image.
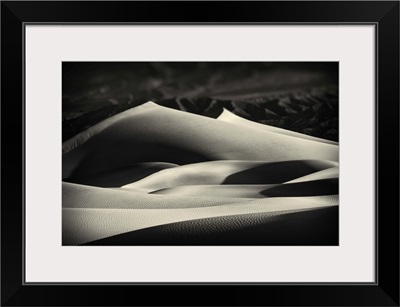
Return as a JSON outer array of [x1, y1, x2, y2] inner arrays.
[[1, 1, 399, 306]]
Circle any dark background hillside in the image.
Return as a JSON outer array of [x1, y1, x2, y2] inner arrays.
[[62, 62, 338, 142]]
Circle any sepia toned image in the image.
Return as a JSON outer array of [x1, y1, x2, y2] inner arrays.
[[62, 62, 339, 246]]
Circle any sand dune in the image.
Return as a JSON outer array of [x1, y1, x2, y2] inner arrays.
[[62, 101, 339, 246], [63, 195, 338, 245], [63, 101, 338, 179], [123, 159, 338, 191], [218, 108, 338, 145], [86, 206, 339, 246]]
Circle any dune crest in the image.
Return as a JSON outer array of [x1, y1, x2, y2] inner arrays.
[[217, 108, 338, 145]]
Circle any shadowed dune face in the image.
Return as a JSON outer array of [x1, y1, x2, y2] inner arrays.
[[62, 100, 339, 246], [261, 178, 338, 197], [222, 160, 338, 184], [150, 178, 338, 199]]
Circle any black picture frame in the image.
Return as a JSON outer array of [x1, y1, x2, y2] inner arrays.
[[1, 1, 399, 306]]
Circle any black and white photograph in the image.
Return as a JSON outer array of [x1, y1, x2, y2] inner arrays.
[[62, 62, 339, 246]]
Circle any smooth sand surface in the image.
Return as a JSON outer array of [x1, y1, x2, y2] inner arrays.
[[63, 102, 338, 179]]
